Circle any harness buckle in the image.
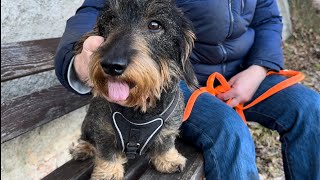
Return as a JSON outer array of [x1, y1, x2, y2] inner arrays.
[[126, 142, 140, 159]]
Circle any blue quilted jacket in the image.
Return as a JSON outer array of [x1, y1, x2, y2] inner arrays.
[[55, 0, 284, 93]]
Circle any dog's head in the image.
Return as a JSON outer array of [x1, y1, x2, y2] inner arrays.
[[87, 0, 198, 111]]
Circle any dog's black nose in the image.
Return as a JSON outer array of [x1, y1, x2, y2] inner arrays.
[[101, 59, 127, 76]]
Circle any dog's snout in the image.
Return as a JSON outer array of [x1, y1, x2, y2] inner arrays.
[[101, 59, 127, 76]]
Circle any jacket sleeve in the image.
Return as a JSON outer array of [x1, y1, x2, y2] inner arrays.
[[245, 0, 284, 71], [54, 0, 105, 94]]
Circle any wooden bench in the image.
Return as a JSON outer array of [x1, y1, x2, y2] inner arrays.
[[1, 38, 204, 180]]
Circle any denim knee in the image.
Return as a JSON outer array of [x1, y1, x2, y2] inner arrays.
[[180, 81, 259, 179], [181, 103, 258, 179], [277, 87, 320, 180], [180, 79, 255, 150], [297, 93, 320, 126], [278, 86, 320, 133], [181, 110, 252, 148]]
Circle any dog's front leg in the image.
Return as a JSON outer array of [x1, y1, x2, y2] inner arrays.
[[149, 130, 187, 173], [91, 138, 127, 180]]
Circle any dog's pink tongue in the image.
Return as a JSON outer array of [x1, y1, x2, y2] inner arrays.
[[107, 79, 129, 101]]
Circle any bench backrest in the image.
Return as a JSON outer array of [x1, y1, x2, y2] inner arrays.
[[1, 38, 91, 144]]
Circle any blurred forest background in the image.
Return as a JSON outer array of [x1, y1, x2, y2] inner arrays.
[[251, 0, 320, 179]]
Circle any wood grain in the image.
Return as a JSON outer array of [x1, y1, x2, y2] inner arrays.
[[43, 155, 150, 180], [42, 158, 94, 180], [1, 38, 61, 82], [1, 85, 91, 143], [139, 140, 204, 180]]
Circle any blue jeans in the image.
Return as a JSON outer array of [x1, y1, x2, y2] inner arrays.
[[180, 75, 320, 180]]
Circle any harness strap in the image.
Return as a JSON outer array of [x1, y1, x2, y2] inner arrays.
[[183, 70, 305, 124]]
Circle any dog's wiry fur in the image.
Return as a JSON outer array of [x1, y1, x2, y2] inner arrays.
[[71, 0, 198, 179]]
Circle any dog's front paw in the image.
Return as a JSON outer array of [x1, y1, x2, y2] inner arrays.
[[70, 140, 95, 160], [91, 156, 126, 180], [151, 148, 187, 173]]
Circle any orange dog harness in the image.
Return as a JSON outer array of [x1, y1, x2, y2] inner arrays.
[[183, 70, 305, 124]]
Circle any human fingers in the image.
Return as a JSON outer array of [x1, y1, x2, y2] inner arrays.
[[227, 97, 241, 108], [216, 89, 236, 101], [228, 76, 237, 86], [83, 36, 104, 52], [80, 36, 105, 67]]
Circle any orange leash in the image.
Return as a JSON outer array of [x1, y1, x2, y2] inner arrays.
[[183, 70, 305, 124]]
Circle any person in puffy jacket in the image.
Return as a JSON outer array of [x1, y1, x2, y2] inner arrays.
[[55, 0, 320, 179]]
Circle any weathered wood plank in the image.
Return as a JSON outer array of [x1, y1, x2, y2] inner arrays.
[[1, 85, 91, 143], [139, 140, 204, 180], [124, 155, 150, 180], [1, 38, 61, 82], [43, 155, 150, 180], [42, 158, 94, 180]]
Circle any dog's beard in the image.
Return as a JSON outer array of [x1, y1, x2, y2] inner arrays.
[[89, 52, 174, 112]]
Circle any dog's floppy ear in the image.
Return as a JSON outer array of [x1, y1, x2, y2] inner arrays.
[[180, 23, 199, 91]]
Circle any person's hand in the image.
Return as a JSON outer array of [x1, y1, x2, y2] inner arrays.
[[217, 65, 267, 107], [74, 36, 104, 86]]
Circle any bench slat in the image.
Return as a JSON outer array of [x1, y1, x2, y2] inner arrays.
[[1, 38, 60, 82], [43, 155, 150, 180], [1, 85, 91, 143], [139, 140, 204, 180], [42, 158, 94, 180]]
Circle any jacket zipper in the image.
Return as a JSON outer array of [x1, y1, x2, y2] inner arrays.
[[227, 0, 234, 38], [241, 0, 244, 14], [219, 44, 228, 74]]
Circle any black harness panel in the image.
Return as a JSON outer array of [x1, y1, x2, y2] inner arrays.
[[112, 112, 164, 159], [111, 90, 180, 159]]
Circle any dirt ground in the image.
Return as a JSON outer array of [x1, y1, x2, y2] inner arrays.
[[250, 0, 320, 179]]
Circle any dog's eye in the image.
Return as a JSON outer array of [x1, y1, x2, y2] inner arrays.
[[148, 21, 162, 32]]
